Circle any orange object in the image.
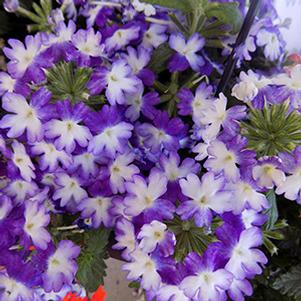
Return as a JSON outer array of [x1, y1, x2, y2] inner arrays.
[[91, 286, 106, 301], [61, 286, 106, 301], [61, 292, 88, 301]]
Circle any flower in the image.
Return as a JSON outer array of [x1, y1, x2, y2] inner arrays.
[[142, 24, 168, 49], [252, 157, 285, 189], [87, 105, 133, 157], [168, 33, 205, 72], [156, 284, 189, 301], [137, 220, 175, 256], [53, 173, 87, 208], [124, 169, 175, 221], [178, 172, 232, 226], [0, 72, 16, 96], [44, 100, 92, 153], [23, 201, 51, 250], [3, 35, 42, 79], [3, 0, 19, 12], [78, 195, 113, 228], [43, 240, 80, 292], [88, 60, 141, 105], [105, 26, 140, 51], [108, 151, 139, 194], [123, 249, 161, 291], [225, 227, 267, 279], [113, 218, 137, 261], [0, 90, 51, 143], [180, 252, 233, 301], [11, 140, 35, 182]]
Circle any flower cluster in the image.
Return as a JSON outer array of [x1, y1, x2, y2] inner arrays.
[[0, 0, 292, 300]]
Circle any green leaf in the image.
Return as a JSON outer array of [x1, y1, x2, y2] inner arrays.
[[264, 190, 278, 231], [166, 215, 220, 262], [143, 0, 207, 13], [147, 43, 173, 74], [46, 62, 93, 105], [273, 265, 301, 299], [205, 2, 243, 33], [76, 228, 111, 293]]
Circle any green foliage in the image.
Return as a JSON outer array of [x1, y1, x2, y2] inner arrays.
[[148, 43, 173, 74], [205, 2, 243, 34], [273, 265, 301, 300], [241, 101, 301, 156], [166, 215, 221, 262], [77, 228, 111, 293], [265, 190, 279, 231], [46, 62, 93, 105]]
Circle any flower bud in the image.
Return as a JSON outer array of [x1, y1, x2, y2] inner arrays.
[[3, 0, 19, 12], [232, 80, 258, 102]]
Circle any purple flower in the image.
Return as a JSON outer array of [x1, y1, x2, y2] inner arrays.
[[43, 240, 80, 292], [137, 220, 175, 257], [225, 227, 267, 279], [3, 35, 42, 79], [44, 100, 92, 153], [105, 26, 140, 51], [123, 46, 155, 86], [177, 172, 232, 227], [125, 84, 160, 121], [227, 278, 253, 301], [252, 156, 285, 189], [22, 201, 51, 250], [177, 82, 214, 118], [108, 150, 140, 194], [4, 179, 38, 203], [31, 141, 72, 172], [0, 89, 52, 143], [86, 105, 133, 157], [3, 0, 19, 12], [113, 218, 137, 261], [137, 111, 186, 154], [142, 24, 168, 49], [124, 169, 175, 221], [168, 33, 205, 72], [180, 252, 233, 301], [78, 194, 113, 228], [87, 60, 141, 105], [53, 173, 88, 208], [0, 72, 16, 96]]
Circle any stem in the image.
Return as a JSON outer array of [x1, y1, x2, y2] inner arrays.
[[17, 6, 42, 23], [56, 225, 79, 231], [145, 17, 172, 25], [153, 80, 169, 94], [90, 1, 122, 7]]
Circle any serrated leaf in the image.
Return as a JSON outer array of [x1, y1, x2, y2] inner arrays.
[[264, 190, 278, 231], [273, 265, 301, 299], [205, 2, 243, 33], [166, 215, 219, 262], [76, 228, 111, 293]]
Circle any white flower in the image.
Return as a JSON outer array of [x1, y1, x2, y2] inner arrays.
[[225, 227, 267, 279], [138, 221, 167, 253], [78, 195, 112, 227], [0, 274, 33, 301], [109, 151, 139, 194], [273, 64, 301, 91], [31, 141, 72, 171], [205, 140, 239, 181], [227, 181, 268, 213], [71, 152, 98, 178], [113, 218, 137, 261], [23, 201, 51, 250], [252, 162, 285, 189], [0, 93, 43, 142], [276, 166, 301, 203], [11, 140, 35, 182], [123, 249, 161, 291], [132, 0, 156, 16], [157, 285, 189, 301], [106, 27, 140, 51], [44, 119, 92, 153], [4, 180, 38, 203], [53, 173, 87, 207], [180, 269, 233, 301], [142, 24, 168, 49], [257, 29, 281, 61]]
